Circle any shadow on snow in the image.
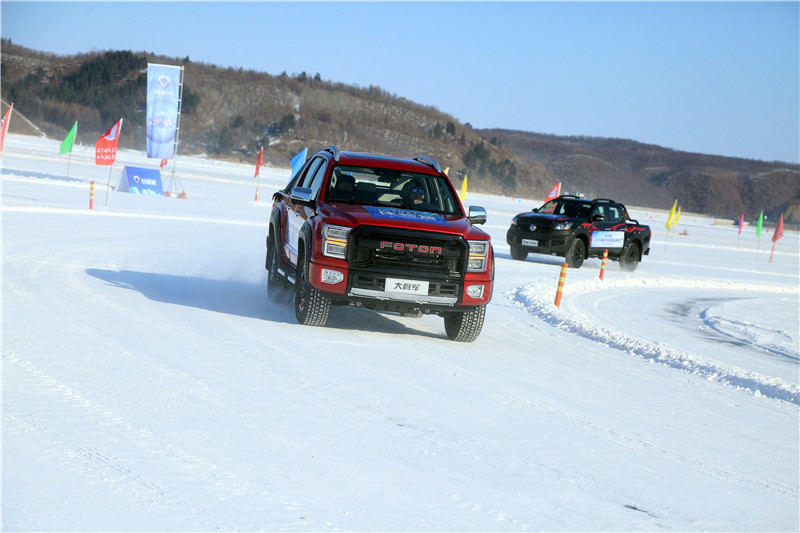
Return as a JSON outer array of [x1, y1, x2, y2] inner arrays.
[[86, 268, 436, 338]]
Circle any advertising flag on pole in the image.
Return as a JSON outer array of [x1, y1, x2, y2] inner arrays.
[[665, 200, 677, 229], [544, 182, 561, 203], [146, 63, 182, 159], [769, 214, 784, 263], [290, 148, 307, 179], [738, 214, 744, 234], [673, 206, 681, 228], [255, 146, 263, 178], [772, 214, 784, 244], [0, 103, 13, 153], [95, 119, 122, 165], [60, 121, 77, 154], [756, 211, 763, 238], [459, 174, 468, 201]]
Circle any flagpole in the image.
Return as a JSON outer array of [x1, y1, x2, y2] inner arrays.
[[104, 118, 122, 207], [104, 164, 114, 207], [65, 151, 72, 179]]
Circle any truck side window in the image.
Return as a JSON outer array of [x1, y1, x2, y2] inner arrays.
[[304, 158, 329, 200]]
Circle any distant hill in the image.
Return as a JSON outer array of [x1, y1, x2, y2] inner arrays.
[[477, 129, 800, 225], [2, 40, 797, 223]]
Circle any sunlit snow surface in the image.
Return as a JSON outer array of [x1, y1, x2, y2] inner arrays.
[[2, 134, 798, 531]]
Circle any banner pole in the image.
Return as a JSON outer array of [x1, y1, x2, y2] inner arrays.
[[104, 164, 114, 207], [65, 151, 72, 179]]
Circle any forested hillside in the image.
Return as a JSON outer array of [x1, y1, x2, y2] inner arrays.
[[2, 41, 797, 223]]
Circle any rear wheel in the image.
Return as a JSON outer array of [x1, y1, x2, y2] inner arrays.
[[619, 241, 641, 272], [565, 238, 585, 269], [510, 244, 528, 261], [266, 230, 291, 302], [443, 305, 486, 342], [294, 251, 331, 326]]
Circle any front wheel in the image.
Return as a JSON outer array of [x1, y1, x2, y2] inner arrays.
[[565, 238, 585, 269], [443, 305, 486, 342], [619, 241, 641, 272], [294, 253, 331, 326], [510, 244, 528, 261]]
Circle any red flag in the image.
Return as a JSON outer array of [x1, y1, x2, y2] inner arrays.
[[254, 146, 263, 178], [160, 158, 169, 168], [95, 119, 122, 165], [772, 214, 784, 243], [738, 214, 744, 235], [0, 103, 13, 153], [544, 182, 561, 203]]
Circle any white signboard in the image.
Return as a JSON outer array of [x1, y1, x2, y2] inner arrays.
[[385, 278, 429, 296], [591, 231, 625, 249]]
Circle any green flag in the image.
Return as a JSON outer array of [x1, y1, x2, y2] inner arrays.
[[59, 121, 77, 154], [756, 210, 763, 238]]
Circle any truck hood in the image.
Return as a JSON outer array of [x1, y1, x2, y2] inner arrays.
[[322, 203, 486, 238], [515, 212, 571, 223]]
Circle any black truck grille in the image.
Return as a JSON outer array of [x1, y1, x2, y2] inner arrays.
[[349, 226, 466, 277]]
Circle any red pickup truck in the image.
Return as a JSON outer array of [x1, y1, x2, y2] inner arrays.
[[266, 146, 494, 342]]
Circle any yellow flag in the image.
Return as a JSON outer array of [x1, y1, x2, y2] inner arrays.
[[665, 200, 677, 229], [459, 174, 468, 201], [443, 167, 450, 175], [672, 206, 681, 228]]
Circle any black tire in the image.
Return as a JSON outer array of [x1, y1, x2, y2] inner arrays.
[[510, 244, 528, 261], [294, 250, 331, 326], [619, 241, 641, 272], [266, 230, 291, 302], [444, 305, 486, 342], [565, 238, 586, 269]]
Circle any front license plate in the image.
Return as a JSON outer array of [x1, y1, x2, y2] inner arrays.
[[521, 239, 538, 247], [385, 277, 429, 295]]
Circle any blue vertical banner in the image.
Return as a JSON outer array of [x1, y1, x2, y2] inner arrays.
[[146, 64, 182, 159]]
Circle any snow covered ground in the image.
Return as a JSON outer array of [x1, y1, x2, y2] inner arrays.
[[2, 133, 798, 531]]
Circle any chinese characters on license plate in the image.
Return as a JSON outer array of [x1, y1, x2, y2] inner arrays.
[[385, 277, 429, 295]]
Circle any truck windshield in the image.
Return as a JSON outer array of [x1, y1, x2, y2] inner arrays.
[[539, 199, 590, 217], [325, 166, 462, 216]]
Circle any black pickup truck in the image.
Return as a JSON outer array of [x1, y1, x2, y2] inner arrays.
[[506, 196, 651, 271]]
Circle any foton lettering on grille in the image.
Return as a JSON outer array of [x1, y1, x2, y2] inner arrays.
[[379, 241, 442, 255]]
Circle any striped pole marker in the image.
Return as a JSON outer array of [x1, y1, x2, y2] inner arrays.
[[554, 262, 568, 307], [89, 181, 95, 210], [599, 249, 608, 281]]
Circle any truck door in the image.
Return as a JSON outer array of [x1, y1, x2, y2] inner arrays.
[[285, 157, 327, 266]]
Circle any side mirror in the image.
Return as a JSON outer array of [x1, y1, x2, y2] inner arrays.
[[532, 207, 539, 213], [591, 214, 604, 222], [468, 205, 487, 225], [290, 186, 314, 206]]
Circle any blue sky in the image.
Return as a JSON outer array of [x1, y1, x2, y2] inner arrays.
[[2, 1, 798, 163]]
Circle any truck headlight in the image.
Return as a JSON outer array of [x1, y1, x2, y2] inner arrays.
[[322, 224, 351, 259], [467, 240, 489, 272], [554, 221, 573, 231]]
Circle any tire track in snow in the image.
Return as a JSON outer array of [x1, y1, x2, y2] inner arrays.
[[509, 278, 799, 405]]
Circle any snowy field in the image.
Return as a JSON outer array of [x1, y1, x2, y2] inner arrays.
[[2, 133, 798, 531]]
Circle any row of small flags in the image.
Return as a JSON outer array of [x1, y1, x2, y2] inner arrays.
[[1, 104, 173, 171], [2, 106, 792, 255], [665, 198, 786, 262]]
